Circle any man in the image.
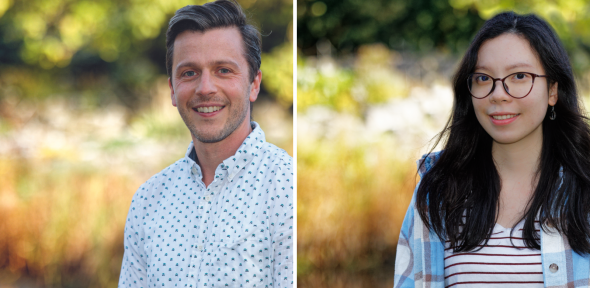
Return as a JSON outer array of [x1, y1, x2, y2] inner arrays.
[[118, 1, 293, 287]]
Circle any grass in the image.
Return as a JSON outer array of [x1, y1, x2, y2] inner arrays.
[[297, 135, 418, 288], [0, 158, 138, 287], [0, 94, 292, 287]]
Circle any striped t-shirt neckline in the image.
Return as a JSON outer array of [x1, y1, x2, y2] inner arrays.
[[444, 220, 544, 288]]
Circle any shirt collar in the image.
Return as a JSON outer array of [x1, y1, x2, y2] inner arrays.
[[184, 121, 267, 182]]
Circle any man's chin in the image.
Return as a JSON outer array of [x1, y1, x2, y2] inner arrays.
[[194, 135, 226, 143], [191, 131, 228, 144], [189, 125, 235, 144], [185, 107, 249, 145]]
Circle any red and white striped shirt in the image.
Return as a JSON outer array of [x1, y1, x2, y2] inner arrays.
[[444, 220, 543, 287]]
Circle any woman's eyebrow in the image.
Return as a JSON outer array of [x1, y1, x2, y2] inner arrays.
[[505, 62, 535, 70], [474, 64, 489, 71], [474, 62, 535, 72]]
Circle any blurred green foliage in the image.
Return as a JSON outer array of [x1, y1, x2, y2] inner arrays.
[[261, 41, 294, 107], [298, 44, 410, 114], [297, 0, 590, 114], [298, 0, 485, 55], [298, 0, 590, 72], [0, 0, 293, 111]]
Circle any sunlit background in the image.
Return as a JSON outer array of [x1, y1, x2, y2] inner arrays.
[[297, 0, 590, 287], [0, 0, 292, 286]]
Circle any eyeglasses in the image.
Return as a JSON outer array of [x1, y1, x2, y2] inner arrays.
[[467, 72, 547, 99]]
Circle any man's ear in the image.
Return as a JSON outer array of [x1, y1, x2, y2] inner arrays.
[[169, 77, 177, 107], [248, 70, 262, 102], [548, 82, 558, 106]]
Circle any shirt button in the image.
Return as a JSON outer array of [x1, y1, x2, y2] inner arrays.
[[191, 166, 198, 175], [198, 245, 204, 251], [205, 196, 211, 201], [549, 263, 559, 273]]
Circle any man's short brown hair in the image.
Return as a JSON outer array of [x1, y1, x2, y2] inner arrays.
[[166, 0, 261, 83]]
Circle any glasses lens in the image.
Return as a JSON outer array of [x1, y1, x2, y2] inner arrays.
[[468, 73, 493, 98], [504, 73, 534, 98]]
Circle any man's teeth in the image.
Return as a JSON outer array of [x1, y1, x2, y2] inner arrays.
[[196, 106, 222, 113], [492, 114, 517, 120]]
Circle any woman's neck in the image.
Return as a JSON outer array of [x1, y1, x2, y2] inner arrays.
[[491, 129, 543, 178], [492, 128, 543, 228]]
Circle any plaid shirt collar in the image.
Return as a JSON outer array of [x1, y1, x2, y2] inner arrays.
[[394, 151, 590, 288]]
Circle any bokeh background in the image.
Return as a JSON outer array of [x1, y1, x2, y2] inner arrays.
[[297, 0, 590, 287], [0, 0, 292, 286]]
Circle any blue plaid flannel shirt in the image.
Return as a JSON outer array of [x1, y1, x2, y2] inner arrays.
[[394, 151, 590, 288]]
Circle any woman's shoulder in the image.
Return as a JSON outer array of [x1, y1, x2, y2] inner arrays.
[[417, 151, 443, 177]]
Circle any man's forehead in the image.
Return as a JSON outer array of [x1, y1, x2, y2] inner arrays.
[[172, 27, 246, 67]]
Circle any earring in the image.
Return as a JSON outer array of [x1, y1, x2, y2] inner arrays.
[[550, 106, 556, 120]]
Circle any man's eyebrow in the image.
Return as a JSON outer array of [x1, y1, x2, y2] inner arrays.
[[175, 61, 197, 74], [211, 60, 240, 67], [175, 60, 241, 74]]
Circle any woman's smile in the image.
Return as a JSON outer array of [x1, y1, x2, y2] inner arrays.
[[489, 112, 520, 125]]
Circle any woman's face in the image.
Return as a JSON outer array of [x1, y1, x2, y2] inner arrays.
[[472, 33, 558, 146]]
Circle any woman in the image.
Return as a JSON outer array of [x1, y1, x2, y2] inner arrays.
[[394, 12, 590, 288]]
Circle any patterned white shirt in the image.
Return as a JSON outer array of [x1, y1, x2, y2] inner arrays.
[[118, 122, 293, 288]]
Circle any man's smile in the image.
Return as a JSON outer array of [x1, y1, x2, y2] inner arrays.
[[193, 106, 225, 113]]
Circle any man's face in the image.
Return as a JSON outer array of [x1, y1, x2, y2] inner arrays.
[[169, 27, 261, 144]]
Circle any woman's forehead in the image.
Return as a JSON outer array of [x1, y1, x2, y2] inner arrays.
[[476, 33, 543, 74]]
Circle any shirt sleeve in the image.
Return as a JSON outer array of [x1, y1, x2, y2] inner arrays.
[[393, 182, 420, 288], [118, 184, 149, 288], [270, 158, 294, 287]]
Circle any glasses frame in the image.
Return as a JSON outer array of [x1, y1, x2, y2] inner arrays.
[[467, 72, 547, 99]]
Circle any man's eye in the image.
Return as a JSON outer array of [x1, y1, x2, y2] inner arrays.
[[183, 71, 196, 77], [219, 68, 230, 74]]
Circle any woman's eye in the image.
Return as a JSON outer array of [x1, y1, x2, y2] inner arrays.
[[477, 75, 489, 82], [515, 73, 526, 79]]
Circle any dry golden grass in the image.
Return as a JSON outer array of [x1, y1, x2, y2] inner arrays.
[[0, 93, 292, 287], [0, 158, 144, 287], [297, 136, 418, 288]]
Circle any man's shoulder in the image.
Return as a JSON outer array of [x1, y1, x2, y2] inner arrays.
[[148, 156, 190, 181], [261, 141, 293, 167], [132, 157, 191, 199], [253, 142, 292, 191]]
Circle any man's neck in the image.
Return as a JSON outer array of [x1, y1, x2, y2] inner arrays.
[[193, 120, 253, 187]]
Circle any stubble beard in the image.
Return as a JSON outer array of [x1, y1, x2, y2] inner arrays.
[[178, 90, 251, 144]]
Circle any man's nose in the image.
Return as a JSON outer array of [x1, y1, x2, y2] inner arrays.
[[196, 71, 217, 96]]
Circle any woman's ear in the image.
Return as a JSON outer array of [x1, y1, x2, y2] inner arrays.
[[549, 82, 558, 106]]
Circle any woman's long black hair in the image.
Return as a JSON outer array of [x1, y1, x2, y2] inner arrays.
[[416, 12, 590, 254]]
